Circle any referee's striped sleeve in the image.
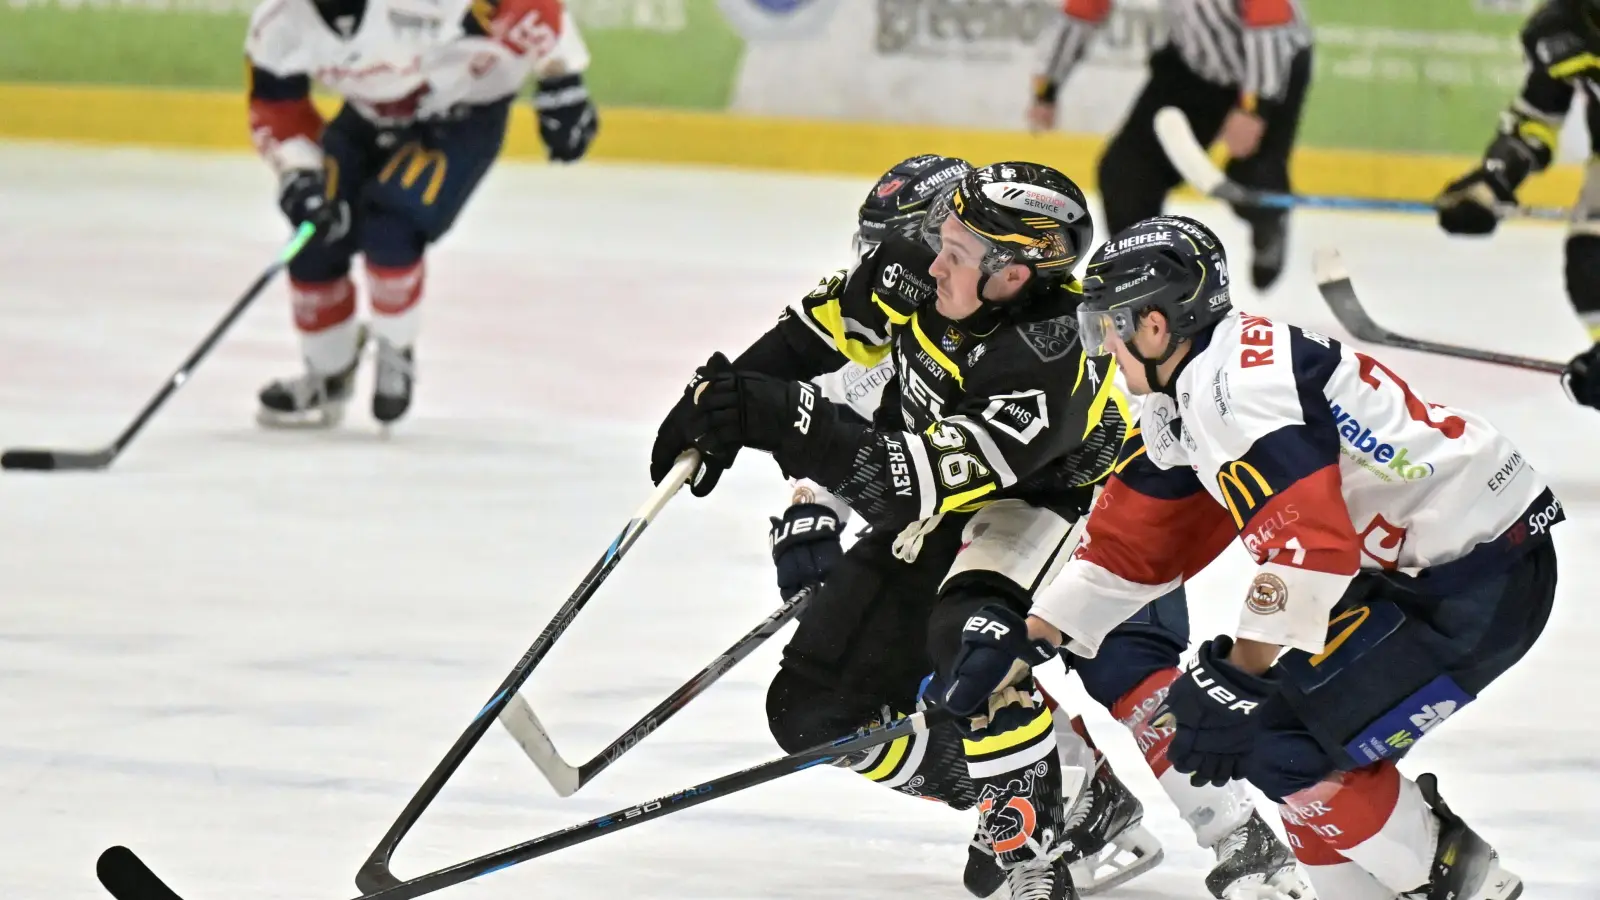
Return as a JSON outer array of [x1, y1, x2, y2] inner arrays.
[[1238, 0, 1308, 103], [1038, 0, 1114, 94]]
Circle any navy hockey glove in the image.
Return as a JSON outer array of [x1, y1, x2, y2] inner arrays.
[[769, 502, 842, 601], [650, 352, 737, 497], [1562, 342, 1600, 411], [534, 74, 598, 163], [1166, 636, 1276, 788], [278, 168, 350, 243], [942, 604, 1058, 718]]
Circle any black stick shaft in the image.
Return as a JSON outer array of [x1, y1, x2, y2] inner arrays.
[[574, 587, 811, 788], [355, 454, 699, 893]]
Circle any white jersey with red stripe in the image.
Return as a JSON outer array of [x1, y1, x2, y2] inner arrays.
[[245, 0, 587, 171], [1033, 310, 1553, 657]]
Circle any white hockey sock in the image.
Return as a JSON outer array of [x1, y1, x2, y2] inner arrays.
[[1111, 666, 1253, 848], [1281, 762, 1436, 893], [366, 259, 423, 348], [291, 276, 360, 375]]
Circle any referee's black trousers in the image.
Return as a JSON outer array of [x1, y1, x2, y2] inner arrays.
[[1096, 45, 1313, 237]]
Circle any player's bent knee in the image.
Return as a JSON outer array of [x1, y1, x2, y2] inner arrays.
[[765, 668, 858, 754], [926, 572, 1029, 677], [1244, 729, 1336, 802]]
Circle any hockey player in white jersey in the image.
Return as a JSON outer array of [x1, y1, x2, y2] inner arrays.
[[945, 213, 1554, 900], [762, 158, 1308, 899], [245, 0, 595, 427]]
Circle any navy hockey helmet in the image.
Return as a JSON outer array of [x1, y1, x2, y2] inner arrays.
[[920, 161, 1094, 277], [1078, 215, 1233, 386], [856, 154, 973, 256]]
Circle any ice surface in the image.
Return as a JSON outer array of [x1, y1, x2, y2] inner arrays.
[[0, 143, 1595, 899]]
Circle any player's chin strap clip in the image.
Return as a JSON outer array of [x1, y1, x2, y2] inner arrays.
[[892, 513, 946, 563]]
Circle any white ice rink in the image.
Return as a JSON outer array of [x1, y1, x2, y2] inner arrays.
[[1, 142, 1597, 899]]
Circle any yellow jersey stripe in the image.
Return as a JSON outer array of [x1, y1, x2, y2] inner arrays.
[[910, 313, 964, 388], [962, 705, 1054, 755], [810, 296, 893, 369]]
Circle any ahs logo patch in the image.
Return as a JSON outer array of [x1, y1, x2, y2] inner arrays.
[[1017, 316, 1079, 363]]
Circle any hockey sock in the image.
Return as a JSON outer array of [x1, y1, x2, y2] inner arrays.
[[1112, 666, 1253, 848], [1280, 762, 1436, 893], [1280, 805, 1396, 900], [367, 259, 423, 348], [964, 681, 1068, 865], [291, 275, 360, 374], [849, 714, 978, 809]]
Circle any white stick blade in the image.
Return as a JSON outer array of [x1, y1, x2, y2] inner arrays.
[[1312, 246, 1349, 286], [1153, 107, 1226, 195], [498, 692, 582, 797]]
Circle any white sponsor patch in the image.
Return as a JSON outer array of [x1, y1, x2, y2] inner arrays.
[[982, 182, 1086, 223]]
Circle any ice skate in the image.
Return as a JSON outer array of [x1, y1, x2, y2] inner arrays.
[[1002, 854, 1079, 900], [256, 352, 360, 429], [1397, 774, 1522, 900], [372, 337, 414, 426], [1206, 809, 1312, 900], [1059, 758, 1164, 894], [1251, 216, 1288, 291]]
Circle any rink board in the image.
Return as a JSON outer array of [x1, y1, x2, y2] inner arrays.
[[0, 81, 1585, 210]]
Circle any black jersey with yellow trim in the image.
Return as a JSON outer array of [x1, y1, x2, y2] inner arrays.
[[1492, 0, 1600, 167], [747, 235, 1131, 529]]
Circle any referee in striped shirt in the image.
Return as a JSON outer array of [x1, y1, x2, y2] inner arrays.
[[1030, 0, 1313, 290]]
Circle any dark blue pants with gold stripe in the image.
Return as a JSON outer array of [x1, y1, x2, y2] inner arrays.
[[289, 100, 510, 284]]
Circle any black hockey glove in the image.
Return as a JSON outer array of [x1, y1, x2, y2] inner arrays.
[[769, 502, 842, 602], [278, 168, 350, 243], [941, 604, 1058, 719], [1562, 342, 1600, 411], [690, 355, 833, 464], [650, 352, 737, 497], [1436, 129, 1545, 236], [1166, 636, 1276, 788], [534, 74, 598, 163]]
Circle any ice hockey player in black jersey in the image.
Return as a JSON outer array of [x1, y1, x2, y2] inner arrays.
[[764, 155, 1310, 900], [1434, 0, 1600, 411], [651, 161, 1121, 899]]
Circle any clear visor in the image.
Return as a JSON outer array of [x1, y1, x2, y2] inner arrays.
[[853, 232, 878, 261], [920, 187, 1016, 275], [1076, 305, 1139, 358]]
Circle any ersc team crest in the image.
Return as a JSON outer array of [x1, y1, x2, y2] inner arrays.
[[716, 0, 844, 39]]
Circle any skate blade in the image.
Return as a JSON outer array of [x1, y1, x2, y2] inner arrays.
[[1476, 866, 1522, 900], [255, 402, 347, 430], [1219, 866, 1313, 900], [1070, 825, 1164, 896]]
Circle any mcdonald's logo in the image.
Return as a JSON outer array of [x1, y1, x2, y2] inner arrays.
[[1309, 606, 1370, 666], [1216, 459, 1273, 528], [378, 142, 447, 206]]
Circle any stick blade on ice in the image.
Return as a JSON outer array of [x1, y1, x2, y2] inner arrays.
[[1311, 247, 1393, 343], [97, 847, 184, 900], [499, 692, 582, 796], [1, 448, 115, 471]]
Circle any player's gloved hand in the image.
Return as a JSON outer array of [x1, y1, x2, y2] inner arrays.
[[278, 168, 350, 243], [650, 353, 737, 497], [1166, 635, 1276, 788], [535, 74, 598, 163], [691, 356, 818, 460], [942, 604, 1058, 719], [1436, 162, 1517, 236], [1562, 342, 1600, 411], [769, 502, 842, 601]]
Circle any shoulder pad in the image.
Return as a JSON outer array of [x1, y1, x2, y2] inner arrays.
[[858, 237, 936, 308]]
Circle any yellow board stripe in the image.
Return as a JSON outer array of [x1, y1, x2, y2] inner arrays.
[[963, 706, 1054, 756], [910, 313, 964, 388], [861, 733, 911, 782], [0, 84, 1585, 213]]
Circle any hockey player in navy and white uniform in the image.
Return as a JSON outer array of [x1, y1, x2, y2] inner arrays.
[[952, 213, 1555, 900], [245, 0, 596, 427], [753, 156, 1308, 900]]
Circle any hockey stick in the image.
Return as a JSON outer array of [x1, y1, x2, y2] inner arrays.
[[0, 222, 319, 472], [96, 707, 947, 900], [499, 583, 813, 796], [1153, 107, 1568, 222], [1314, 247, 1564, 373], [354, 451, 700, 894]]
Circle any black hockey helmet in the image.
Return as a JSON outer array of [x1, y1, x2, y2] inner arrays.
[[1078, 215, 1233, 386], [855, 154, 972, 256], [920, 161, 1093, 277]]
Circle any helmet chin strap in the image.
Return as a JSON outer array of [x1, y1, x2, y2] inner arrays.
[[1125, 332, 1185, 395]]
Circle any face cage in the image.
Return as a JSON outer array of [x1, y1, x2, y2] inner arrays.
[[920, 187, 1018, 276]]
